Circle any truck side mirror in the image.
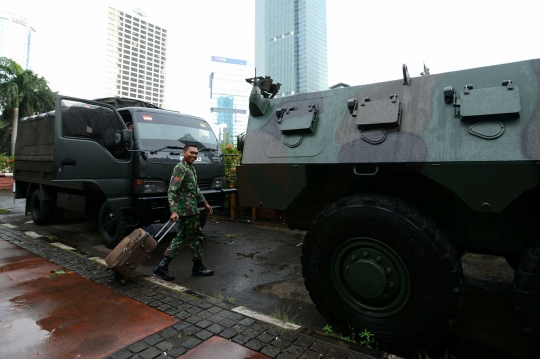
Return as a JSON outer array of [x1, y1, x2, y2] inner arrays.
[[122, 129, 133, 148], [237, 134, 245, 152]]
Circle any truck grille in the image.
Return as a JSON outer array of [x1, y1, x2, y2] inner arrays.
[[198, 180, 211, 190]]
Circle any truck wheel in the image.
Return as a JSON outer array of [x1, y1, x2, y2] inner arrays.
[[301, 194, 463, 354], [98, 202, 129, 249], [31, 189, 53, 225], [513, 239, 540, 352]]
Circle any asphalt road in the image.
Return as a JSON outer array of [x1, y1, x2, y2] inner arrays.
[[0, 190, 536, 359]]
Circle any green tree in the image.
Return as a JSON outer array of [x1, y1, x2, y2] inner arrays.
[[219, 133, 242, 188], [0, 57, 55, 155]]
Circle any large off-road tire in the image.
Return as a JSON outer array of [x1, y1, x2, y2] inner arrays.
[[301, 194, 464, 354], [513, 239, 540, 354], [98, 201, 130, 249], [30, 189, 54, 225]]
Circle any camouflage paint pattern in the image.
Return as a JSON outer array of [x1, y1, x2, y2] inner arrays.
[[163, 215, 203, 260], [237, 58, 540, 254], [168, 159, 206, 216]]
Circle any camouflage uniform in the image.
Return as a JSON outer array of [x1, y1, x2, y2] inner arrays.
[[164, 159, 206, 261]]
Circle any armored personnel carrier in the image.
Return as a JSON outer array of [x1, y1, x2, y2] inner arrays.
[[236, 59, 540, 353]]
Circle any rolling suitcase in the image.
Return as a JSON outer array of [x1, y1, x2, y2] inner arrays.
[[106, 220, 176, 284]]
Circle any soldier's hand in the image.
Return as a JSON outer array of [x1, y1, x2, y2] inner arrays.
[[204, 202, 213, 215], [170, 212, 179, 221]]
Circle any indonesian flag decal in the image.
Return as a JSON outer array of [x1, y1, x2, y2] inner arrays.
[[142, 115, 153, 121]]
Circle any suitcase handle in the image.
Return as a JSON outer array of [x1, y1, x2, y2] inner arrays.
[[155, 219, 178, 243]]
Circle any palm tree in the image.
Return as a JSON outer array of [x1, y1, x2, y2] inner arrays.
[[0, 57, 55, 155]]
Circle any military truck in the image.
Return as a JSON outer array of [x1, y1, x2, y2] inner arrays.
[[236, 59, 540, 353], [14, 96, 232, 248]]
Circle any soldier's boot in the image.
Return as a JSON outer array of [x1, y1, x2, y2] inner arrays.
[[154, 256, 175, 281], [192, 260, 214, 276]]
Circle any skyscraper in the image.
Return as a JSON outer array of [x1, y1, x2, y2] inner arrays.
[[0, 11, 35, 69], [255, 0, 328, 96], [209, 56, 251, 140], [105, 7, 167, 108]]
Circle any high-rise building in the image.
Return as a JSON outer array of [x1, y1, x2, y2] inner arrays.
[[209, 56, 251, 140], [255, 0, 328, 96], [105, 7, 167, 108], [0, 11, 35, 69], [216, 96, 235, 136]]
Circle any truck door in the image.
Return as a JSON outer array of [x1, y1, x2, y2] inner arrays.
[[53, 96, 132, 203]]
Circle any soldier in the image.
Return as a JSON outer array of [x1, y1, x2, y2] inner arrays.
[[154, 144, 214, 280]]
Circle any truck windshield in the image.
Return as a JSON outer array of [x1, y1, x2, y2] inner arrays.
[[134, 112, 218, 156]]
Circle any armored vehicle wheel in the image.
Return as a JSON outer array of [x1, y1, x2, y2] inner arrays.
[[98, 202, 129, 249], [31, 189, 53, 225], [301, 194, 463, 354], [513, 239, 540, 351]]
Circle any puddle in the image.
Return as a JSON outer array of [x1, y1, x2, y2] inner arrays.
[[0, 318, 50, 355], [256, 277, 312, 303], [235, 252, 260, 259]]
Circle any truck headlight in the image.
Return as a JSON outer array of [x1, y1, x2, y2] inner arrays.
[[211, 176, 226, 189], [133, 179, 168, 194]]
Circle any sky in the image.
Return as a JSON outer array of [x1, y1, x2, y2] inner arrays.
[[3, 0, 540, 123]]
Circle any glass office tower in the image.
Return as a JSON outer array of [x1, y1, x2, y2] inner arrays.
[[255, 0, 328, 96]]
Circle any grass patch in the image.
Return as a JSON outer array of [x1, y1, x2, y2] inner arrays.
[[72, 249, 89, 257], [271, 305, 299, 325], [0, 208, 11, 214], [46, 268, 68, 278], [213, 291, 226, 302], [44, 235, 57, 243], [212, 291, 236, 305], [322, 324, 377, 349]]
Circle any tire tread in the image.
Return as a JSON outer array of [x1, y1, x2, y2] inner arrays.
[[302, 193, 464, 353]]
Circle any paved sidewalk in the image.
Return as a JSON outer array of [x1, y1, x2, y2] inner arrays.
[[0, 224, 395, 359]]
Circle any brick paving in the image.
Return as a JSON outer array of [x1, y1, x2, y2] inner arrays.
[[0, 225, 387, 359]]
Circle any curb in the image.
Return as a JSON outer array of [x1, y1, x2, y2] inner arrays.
[[211, 213, 290, 229]]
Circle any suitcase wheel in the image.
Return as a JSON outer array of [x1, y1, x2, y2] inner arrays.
[[112, 271, 127, 285]]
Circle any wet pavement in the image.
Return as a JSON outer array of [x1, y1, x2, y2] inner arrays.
[[0, 239, 177, 359], [0, 220, 384, 359], [180, 336, 270, 358]]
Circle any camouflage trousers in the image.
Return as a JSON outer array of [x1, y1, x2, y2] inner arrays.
[[164, 215, 203, 261]]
